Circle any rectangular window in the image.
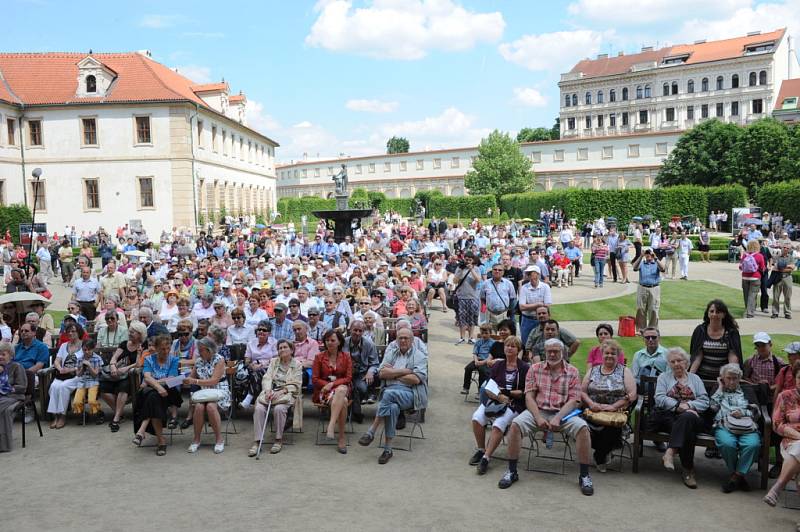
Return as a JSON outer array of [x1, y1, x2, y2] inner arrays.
[[31, 180, 46, 210], [400, 161, 407, 171], [368, 163, 375, 173], [314, 168, 320, 177], [384, 162, 391, 172], [416, 159, 424, 171], [628, 144, 640, 158], [531, 151, 541, 163], [585, 116, 592, 129], [0, 181, 6, 205], [666, 107, 675, 121], [451, 157, 460, 168], [222, 131, 228, 156], [752, 99, 763, 114], [553, 150, 564, 162], [211, 126, 218, 152], [687, 105, 694, 120], [602, 146, 613, 159], [197, 120, 204, 148], [135, 116, 151, 144], [6, 119, 15, 146], [716, 103, 724, 117], [81, 118, 97, 146], [433, 158, 441, 169], [567, 118, 576, 130], [301, 169, 307, 178], [84, 179, 100, 210], [355, 164, 362, 174], [28, 119, 42, 146], [621, 112, 629, 126], [731, 101, 739, 116], [609, 114, 616, 127], [577, 148, 588, 160], [639, 110, 648, 124], [597, 115, 604, 128], [138, 177, 154, 208], [701, 104, 709, 118], [328, 166, 334, 176], [656, 142, 668, 156]]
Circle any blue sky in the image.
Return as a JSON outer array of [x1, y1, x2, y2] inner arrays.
[[4, 0, 798, 161]]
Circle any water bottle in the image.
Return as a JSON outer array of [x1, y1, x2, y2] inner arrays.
[[545, 431, 554, 449]]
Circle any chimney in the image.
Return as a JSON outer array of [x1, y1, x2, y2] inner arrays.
[[747, 30, 762, 36], [618, 51, 624, 56], [136, 49, 152, 57], [302, 152, 308, 160], [597, 53, 608, 59], [641, 46, 653, 52]]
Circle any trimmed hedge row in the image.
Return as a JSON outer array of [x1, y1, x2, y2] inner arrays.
[[0, 204, 33, 244], [706, 184, 748, 217], [757, 181, 800, 224], [428, 195, 497, 219]]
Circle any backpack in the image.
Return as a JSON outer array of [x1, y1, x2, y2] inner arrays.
[[740, 252, 758, 274]]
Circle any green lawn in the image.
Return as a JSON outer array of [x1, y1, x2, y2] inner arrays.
[[569, 333, 800, 376], [47, 310, 66, 326], [552, 280, 744, 322]]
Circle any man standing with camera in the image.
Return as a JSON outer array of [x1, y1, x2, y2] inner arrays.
[[632, 247, 665, 333]]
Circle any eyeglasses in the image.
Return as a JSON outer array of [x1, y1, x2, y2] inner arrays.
[[106, 317, 116, 321], [324, 301, 334, 304], [256, 328, 269, 333], [644, 336, 658, 341], [232, 315, 244, 320], [289, 304, 299, 307], [234, 281, 243, 285], [178, 331, 191, 336]]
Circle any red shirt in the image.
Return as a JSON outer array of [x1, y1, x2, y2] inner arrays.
[[312, 350, 352, 403], [740, 252, 766, 279], [389, 240, 404, 254], [524, 361, 581, 412]]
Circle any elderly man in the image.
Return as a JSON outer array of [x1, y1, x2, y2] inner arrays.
[[630, 327, 670, 383], [358, 327, 428, 464], [291, 320, 318, 389], [481, 263, 517, 326], [192, 293, 216, 322], [518, 265, 552, 346], [138, 306, 168, 339], [632, 247, 665, 333], [72, 266, 100, 321], [11, 312, 52, 347], [496, 338, 595, 495], [346, 319, 380, 423], [525, 307, 579, 361], [14, 323, 50, 422], [270, 303, 295, 341], [772, 241, 795, 319], [99, 259, 127, 304]]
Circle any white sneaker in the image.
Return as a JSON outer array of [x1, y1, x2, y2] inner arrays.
[[239, 394, 253, 409], [24, 406, 34, 424], [187, 442, 200, 453], [214, 442, 225, 454], [597, 463, 607, 473]]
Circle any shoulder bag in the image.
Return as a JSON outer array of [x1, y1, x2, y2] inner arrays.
[[446, 270, 470, 310], [722, 414, 757, 435], [583, 408, 628, 428], [191, 388, 225, 403]]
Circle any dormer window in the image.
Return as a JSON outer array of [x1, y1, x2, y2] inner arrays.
[[86, 75, 96, 93], [76, 56, 116, 98]]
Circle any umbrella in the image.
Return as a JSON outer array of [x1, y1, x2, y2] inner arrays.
[[0, 292, 51, 326], [631, 216, 643, 221], [643, 215, 653, 221], [255, 224, 267, 229], [124, 250, 147, 258], [519, 218, 533, 223]]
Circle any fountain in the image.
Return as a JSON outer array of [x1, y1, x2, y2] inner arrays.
[[312, 164, 372, 241]]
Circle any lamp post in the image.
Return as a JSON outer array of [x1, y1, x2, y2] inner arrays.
[[28, 168, 42, 267]]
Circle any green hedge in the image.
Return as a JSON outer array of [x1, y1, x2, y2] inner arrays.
[[689, 250, 728, 261], [0, 204, 33, 244], [277, 197, 335, 225], [428, 195, 497, 219], [706, 184, 748, 216], [499, 186, 707, 226], [757, 181, 800, 224], [381, 199, 415, 215]]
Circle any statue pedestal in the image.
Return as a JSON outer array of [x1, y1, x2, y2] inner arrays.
[[335, 194, 348, 211]]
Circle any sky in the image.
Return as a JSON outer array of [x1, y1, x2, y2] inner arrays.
[[3, 0, 800, 162]]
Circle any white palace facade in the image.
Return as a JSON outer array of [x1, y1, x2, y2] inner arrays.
[[277, 28, 798, 200], [0, 51, 278, 236]]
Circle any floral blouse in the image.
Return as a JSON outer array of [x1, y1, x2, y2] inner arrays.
[[774, 388, 800, 438], [194, 353, 231, 410]]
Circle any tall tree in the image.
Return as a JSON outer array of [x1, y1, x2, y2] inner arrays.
[[464, 130, 532, 200], [656, 119, 742, 188], [516, 127, 552, 143], [779, 124, 800, 181], [726, 118, 790, 193], [386, 136, 410, 154], [550, 117, 560, 140]]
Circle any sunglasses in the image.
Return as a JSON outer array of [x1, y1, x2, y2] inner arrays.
[[308, 313, 319, 316], [289, 304, 299, 307], [178, 331, 191, 336], [234, 281, 243, 284], [256, 328, 269, 333], [643, 336, 658, 341]]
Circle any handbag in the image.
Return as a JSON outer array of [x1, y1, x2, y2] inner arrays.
[[483, 400, 508, 417], [722, 414, 757, 435], [41, 289, 53, 300], [446, 269, 470, 310], [583, 408, 628, 428], [191, 388, 225, 403], [100, 365, 129, 381]]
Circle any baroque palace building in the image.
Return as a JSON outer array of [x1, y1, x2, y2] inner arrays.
[[0, 51, 278, 236], [277, 28, 798, 199]]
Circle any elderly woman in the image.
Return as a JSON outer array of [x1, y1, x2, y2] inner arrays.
[[313, 329, 352, 454], [425, 258, 449, 312], [159, 290, 179, 327], [206, 325, 231, 362], [586, 323, 625, 372], [470, 336, 529, 475], [96, 310, 129, 349], [392, 285, 415, 317], [647, 347, 709, 489], [47, 323, 86, 429], [710, 363, 761, 493], [0, 342, 26, 451], [184, 337, 230, 454], [132, 334, 182, 455], [96, 295, 128, 328], [227, 308, 254, 347], [100, 320, 146, 432], [363, 311, 385, 345], [167, 297, 196, 333], [689, 299, 743, 381], [580, 339, 637, 472], [250, 339, 303, 457], [405, 299, 427, 330], [238, 320, 277, 409], [764, 361, 800, 506], [454, 253, 481, 345], [244, 294, 269, 328], [210, 302, 233, 330]]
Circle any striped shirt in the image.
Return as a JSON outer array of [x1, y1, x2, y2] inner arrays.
[[524, 361, 580, 412]]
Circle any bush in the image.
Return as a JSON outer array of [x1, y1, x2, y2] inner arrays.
[[278, 197, 336, 224], [653, 185, 707, 222], [429, 195, 497, 219], [689, 250, 728, 261], [706, 184, 748, 216], [757, 181, 800, 224], [0, 204, 33, 244], [367, 191, 386, 209], [381, 199, 415, 216]]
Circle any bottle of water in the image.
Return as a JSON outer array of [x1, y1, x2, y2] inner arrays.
[[545, 431, 554, 449]]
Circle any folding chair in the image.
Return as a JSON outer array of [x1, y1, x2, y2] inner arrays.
[[524, 429, 574, 475], [13, 395, 43, 448], [463, 370, 481, 404], [379, 408, 425, 452], [266, 395, 303, 445], [313, 400, 353, 445]]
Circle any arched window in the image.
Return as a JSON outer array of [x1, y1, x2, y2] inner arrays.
[[636, 85, 643, 99], [565, 94, 571, 107], [585, 91, 592, 105], [644, 84, 651, 98], [610, 89, 616, 102], [732, 74, 739, 88], [622, 87, 629, 101], [671, 82, 678, 95], [749, 72, 757, 86], [687, 79, 694, 93], [701, 77, 708, 91], [663, 83, 669, 96], [572, 94, 577, 106], [716, 76, 723, 90], [759, 70, 767, 85], [86, 75, 96, 93], [597, 90, 603, 103]]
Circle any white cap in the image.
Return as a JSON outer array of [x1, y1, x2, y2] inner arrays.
[[753, 331, 771, 344], [784, 341, 800, 354], [524, 265, 541, 274]]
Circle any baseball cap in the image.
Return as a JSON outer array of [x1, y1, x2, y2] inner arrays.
[[753, 331, 771, 344], [220, 280, 231, 289], [524, 265, 541, 274], [784, 341, 800, 354], [274, 303, 288, 312]]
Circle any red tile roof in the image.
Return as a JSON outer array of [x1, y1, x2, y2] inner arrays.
[[191, 82, 229, 93], [229, 94, 245, 103], [568, 28, 786, 80], [776, 78, 800, 105]]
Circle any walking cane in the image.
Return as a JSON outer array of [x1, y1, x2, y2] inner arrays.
[[255, 398, 273, 460]]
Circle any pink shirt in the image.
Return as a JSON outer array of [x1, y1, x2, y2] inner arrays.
[[293, 337, 320, 366], [587, 345, 626, 367]]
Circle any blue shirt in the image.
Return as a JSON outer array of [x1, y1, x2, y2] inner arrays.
[[638, 260, 661, 286], [472, 338, 495, 360], [565, 247, 582, 261], [15, 339, 50, 370], [73, 277, 100, 302], [143, 354, 180, 379], [270, 317, 295, 341]]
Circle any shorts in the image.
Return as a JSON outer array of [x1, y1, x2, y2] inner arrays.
[[512, 409, 588, 440], [99, 378, 130, 395], [782, 440, 800, 462], [472, 403, 519, 433], [698, 244, 710, 252]]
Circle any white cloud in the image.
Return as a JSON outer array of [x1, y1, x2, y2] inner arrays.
[[499, 30, 608, 71], [512, 87, 548, 107], [181, 31, 225, 39], [245, 99, 281, 134], [174, 65, 212, 84], [675, 1, 799, 43], [379, 107, 490, 149], [567, 0, 751, 25], [139, 14, 183, 29], [345, 98, 399, 113], [305, 0, 505, 60]]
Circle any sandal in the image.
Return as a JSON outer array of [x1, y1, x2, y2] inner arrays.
[[167, 417, 178, 430], [132, 434, 144, 447], [763, 489, 779, 507], [109, 421, 120, 432], [156, 444, 167, 456], [270, 442, 282, 454]]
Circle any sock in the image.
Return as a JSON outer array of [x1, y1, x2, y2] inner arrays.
[[481, 455, 490, 463], [509, 459, 518, 473], [241, 394, 253, 406], [477, 448, 485, 453], [579, 463, 589, 477], [366, 427, 375, 437], [384, 445, 392, 453]]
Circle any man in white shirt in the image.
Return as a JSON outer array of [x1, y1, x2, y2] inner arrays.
[[339, 236, 355, 256], [35, 242, 53, 280], [518, 265, 552, 346]]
